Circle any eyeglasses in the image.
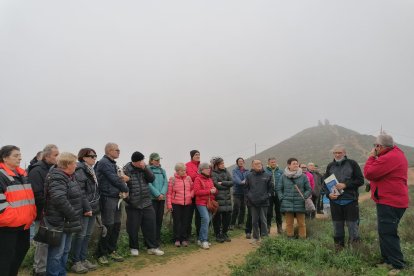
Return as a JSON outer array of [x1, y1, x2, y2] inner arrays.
[[86, 155, 97, 159], [333, 152, 344, 154], [113, 149, 120, 152]]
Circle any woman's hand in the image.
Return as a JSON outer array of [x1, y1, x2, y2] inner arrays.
[[329, 193, 338, 200], [84, 211, 93, 217], [210, 187, 217, 194]]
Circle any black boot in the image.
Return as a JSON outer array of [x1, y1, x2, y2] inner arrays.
[[334, 237, 345, 252]]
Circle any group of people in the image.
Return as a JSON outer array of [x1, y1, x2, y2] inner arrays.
[[0, 133, 409, 276]]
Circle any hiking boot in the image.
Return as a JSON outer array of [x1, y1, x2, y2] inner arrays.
[[109, 251, 124, 262], [130, 248, 139, 256], [245, 233, 251, 239], [388, 269, 401, 276], [216, 234, 225, 243], [182, 240, 189, 247], [147, 248, 165, 256], [71, 261, 88, 274], [97, 255, 109, 265], [200, 241, 210, 249], [82, 260, 97, 271], [223, 233, 231, 242], [250, 239, 260, 246], [175, 240, 181, 247]]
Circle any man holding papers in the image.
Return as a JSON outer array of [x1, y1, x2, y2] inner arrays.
[[323, 144, 364, 251]]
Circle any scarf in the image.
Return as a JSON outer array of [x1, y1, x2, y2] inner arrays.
[[284, 167, 303, 179]]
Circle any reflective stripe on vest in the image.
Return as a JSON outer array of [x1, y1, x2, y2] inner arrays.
[[9, 199, 35, 208], [0, 194, 6, 200], [0, 201, 10, 211], [0, 169, 14, 182], [6, 184, 32, 192]]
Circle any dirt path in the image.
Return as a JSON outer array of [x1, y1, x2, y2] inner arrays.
[[77, 168, 414, 276]]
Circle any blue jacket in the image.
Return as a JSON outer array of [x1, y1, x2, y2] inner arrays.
[[232, 167, 249, 195], [95, 155, 129, 198], [148, 165, 168, 200], [264, 166, 283, 195]]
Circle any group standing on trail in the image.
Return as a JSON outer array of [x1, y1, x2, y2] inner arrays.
[[0, 133, 409, 276]]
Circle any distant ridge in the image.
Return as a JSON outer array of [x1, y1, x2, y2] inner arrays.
[[233, 124, 414, 171]]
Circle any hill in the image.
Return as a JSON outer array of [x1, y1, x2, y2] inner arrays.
[[233, 124, 414, 171]]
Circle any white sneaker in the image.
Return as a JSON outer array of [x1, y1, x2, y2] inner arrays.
[[147, 248, 164, 256], [197, 240, 211, 246], [250, 238, 261, 245], [130, 248, 139, 256], [201, 241, 210, 249]]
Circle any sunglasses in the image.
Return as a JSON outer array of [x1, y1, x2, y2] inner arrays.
[[86, 155, 97, 158]]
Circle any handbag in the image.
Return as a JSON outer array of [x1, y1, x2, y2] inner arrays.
[[207, 196, 219, 215], [294, 184, 316, 212], [33, 217, 63, 247]]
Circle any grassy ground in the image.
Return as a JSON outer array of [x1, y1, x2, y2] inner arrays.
[[231, 189, 414, 276], [20, 213, 246, 275]]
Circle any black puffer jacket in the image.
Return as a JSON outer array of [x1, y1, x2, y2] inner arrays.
[[75, 162, 100, 214], [28, 160, 53, 220], [123, 163, 155, 209], [212, 169, 233, 212], [44, 168, 86, 233]]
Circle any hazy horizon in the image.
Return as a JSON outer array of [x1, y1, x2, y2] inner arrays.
[[1, 0, 413, 174]]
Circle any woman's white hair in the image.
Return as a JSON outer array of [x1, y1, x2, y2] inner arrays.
[[376, 134, 394, 147]]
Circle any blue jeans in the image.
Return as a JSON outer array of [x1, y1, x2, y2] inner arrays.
[[71, 216, 96, 262], [196, 205, 211, 242], [47, 232, 72, 276]]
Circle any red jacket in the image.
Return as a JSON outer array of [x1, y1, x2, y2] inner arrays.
[[0, 163, 37, 230], [185, 160, 200, 182], [364, 146, 409, 208], [193, 174, 216, 206], [166, 173, 194, 209]]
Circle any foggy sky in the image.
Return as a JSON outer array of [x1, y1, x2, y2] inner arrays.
[[1, 0, 413, 174]]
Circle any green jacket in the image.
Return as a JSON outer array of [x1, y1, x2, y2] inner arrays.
[[276, 174, 311, 213], [148, 165, 168, 200]]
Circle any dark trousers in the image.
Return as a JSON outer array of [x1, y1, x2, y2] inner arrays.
[[377, 204, 406, 269], [97, 196, 122, 257], [251, 206, 268, 239], [213, 211, 232, 235], [230, 195, 246, 226], [172, 204, 192, 242], [0, 229, 30, 276], [316, 193, 324, 212], [267, 195, 282, 228], [187, 201, 201, 238], [330, 201, 360, 246], [126, 206, 159, 249], [152, 200, 165, 242]]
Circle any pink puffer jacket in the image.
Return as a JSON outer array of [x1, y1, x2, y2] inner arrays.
[[166, 173, 194, 209]]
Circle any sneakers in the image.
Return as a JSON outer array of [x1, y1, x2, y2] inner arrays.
[[200, 241, 210, 249], [147, 248, 165, 256], [71, 261, 88, 274], [250, 238, 261, 246], [97, 255, 109, 265], [82, 260, 97, 271], [197, 240, 211, 246], [175, 240, 181, 247], [109, 251, 124, 262], [223, 233, 231, 242], [245, 233, 251, 239], [182, 240, 189, 247], [130, 248, 139, 256]]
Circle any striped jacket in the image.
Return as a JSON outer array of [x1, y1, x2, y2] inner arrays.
[[0, 163, 36, 230]]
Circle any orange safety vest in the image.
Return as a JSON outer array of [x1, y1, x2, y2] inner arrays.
[[0, 163, 36, 230]]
